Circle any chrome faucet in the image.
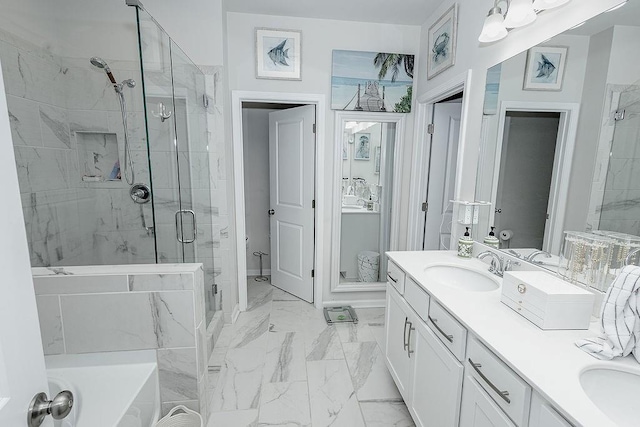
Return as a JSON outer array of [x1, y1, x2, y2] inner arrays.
[[525, 250, 552, 264], [478, 251, 505, 277]]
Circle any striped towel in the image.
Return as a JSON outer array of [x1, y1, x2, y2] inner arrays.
[[576, 265, 640, 362]]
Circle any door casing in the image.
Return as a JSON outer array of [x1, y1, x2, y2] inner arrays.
[[231, 91, 326, 315]]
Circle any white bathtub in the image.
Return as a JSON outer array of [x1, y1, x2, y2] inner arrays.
[[45, 351, 160, 427]]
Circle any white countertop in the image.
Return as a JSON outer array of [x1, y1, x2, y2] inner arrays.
[[387, 250, 640, 427]]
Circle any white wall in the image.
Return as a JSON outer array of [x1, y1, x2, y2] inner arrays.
[[242, 108, 274, 272], [607, 25, 640, 85], [415, 0, 623, 244], [225, 12, 421, 304]]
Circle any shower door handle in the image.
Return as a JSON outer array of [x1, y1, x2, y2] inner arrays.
[[175, 210, 197, 243]]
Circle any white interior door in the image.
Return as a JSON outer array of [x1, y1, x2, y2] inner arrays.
[[423, 102, 462, 250], [0, 66, 50, 426], [269, 105, 315, 303]]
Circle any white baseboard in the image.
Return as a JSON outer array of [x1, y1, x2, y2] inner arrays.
[[247, 269, 271, 276], [231, 303, 241, 323], [323, 299, 386, 309]]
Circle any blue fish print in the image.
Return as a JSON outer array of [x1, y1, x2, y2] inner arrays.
[[268, 39, 290, 67], [536, 54, 556, 79]]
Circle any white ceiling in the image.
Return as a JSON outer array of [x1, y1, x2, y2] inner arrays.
[[223, 0, 446, 25]]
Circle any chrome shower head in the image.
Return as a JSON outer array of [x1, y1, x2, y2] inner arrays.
[[90, 56, 111, 73]]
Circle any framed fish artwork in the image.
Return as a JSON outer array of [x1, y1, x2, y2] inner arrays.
[[523, 46, 568, 91], [255, 28, 302, 80], [427, 4, 458, 80]]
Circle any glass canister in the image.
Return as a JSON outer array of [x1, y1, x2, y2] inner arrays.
[[591, 230, 640, 269], [558, 231, 614, 292]]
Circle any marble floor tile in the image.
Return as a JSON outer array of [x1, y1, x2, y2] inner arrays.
[[356, 308, 386, 326], [335, 322, 376, 343], [304, 324, 345, 361], [307, 360, 366, 427], [228, 303, 271, 350], [258, 381, 311, 427], [206, 409, 259, 427], [360, 401, 415, 427], [210, 347, 265, 412], [343, 342, 402, 402], [271, 286, 300, 302], [263, 331, 307, 384]]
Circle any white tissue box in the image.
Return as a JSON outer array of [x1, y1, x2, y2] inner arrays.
[[501, 271, 594, 330]]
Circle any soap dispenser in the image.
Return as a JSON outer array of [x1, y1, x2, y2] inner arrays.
[[484, 226, 500, 249], [458, 227, 473, 258]]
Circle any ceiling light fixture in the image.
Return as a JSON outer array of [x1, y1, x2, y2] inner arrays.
[[532, 0, 570, 10], [478, 5, 508, 43], [504, 0, 537, 28]]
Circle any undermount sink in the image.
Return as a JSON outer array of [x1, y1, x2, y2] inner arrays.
[[423, 264, 500, 292], [580, 366, 640, 427]]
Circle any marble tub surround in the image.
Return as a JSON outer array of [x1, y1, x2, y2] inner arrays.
[[32, 264, 210, 419], [206, 278, 410, 427], [387, 249, 640, 427]]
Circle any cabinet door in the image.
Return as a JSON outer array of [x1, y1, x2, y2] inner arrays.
[[385, 285, 413, 400], [460, 376, 516, 427], [410, 319, 464, 427], [529, 393, 573, 427]]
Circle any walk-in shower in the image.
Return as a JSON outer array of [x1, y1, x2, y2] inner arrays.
[[91, 56, 137, 184], [0, 0, 220, 324]]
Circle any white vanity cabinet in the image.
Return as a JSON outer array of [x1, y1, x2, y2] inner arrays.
[[386, 272, 464, 427], [528, 393, 573, 427], [459, 375, 516, 427], [385, 283, 415, 400], [409, 315, 464, 427]]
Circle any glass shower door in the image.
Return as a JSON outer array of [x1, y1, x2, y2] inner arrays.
[[137, 8, 217, 322]]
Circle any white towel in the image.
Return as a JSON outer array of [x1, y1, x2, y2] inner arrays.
[[576, 265, 640, 362]]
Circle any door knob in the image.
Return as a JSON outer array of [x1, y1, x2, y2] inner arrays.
[[268, 209, 275, 216], [28, 390, 74, 427]]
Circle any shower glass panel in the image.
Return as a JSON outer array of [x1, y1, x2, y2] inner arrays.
[[0, 1, 217, 324], [136, 8, 217, 322], [600, 83, 640, 235]]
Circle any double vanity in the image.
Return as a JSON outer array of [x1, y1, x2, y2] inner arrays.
[[384, 249, 640, 427]]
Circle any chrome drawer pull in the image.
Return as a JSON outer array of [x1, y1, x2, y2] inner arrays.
[[387, 273, 398, 283], [468, 358, 511, 404], [407, 321, 415, 358], [429, 316, 453, 343], [403, 317, 409, 351]]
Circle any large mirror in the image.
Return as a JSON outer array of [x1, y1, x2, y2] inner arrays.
[[475, 2, 640, 275], [331, 113, 404, 292]]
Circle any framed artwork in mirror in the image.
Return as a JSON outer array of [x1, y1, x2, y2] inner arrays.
[[255, 28, 302, 80], [427, 4, 458, 80], [523, 46, 568, 91], [354, 133, 371, 160]]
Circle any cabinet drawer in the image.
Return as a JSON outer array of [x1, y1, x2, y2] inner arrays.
[[467, 337, 531, 426], [405, 276, 430, 322], [428, 301, 467, 361], [387, 260, 406, 294]]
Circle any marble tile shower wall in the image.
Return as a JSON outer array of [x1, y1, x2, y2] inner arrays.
[[0, 29, 154, 267], [33, 264, 209, 419]]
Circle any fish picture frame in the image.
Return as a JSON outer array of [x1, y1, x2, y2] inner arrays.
[[427, 4, 458, 80], [523, 46, 568, 91], [255, 28, 302, 80]]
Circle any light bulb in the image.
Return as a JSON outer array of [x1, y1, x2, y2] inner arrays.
[[532, 0, 570, 10], [478, 7, 508, 43], [504, 0, 537, 28]]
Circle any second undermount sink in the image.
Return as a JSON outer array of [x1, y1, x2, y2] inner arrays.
[[580, 366, 640, 427], [423, 264, 500, 292]]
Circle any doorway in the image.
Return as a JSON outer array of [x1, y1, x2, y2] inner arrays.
[[493, 111, 561, 250], [241, 102, 315, 304], [422, 93, 463, 250], [232, 92, 327, 313]]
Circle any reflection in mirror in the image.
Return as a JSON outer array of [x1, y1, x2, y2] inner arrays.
[[475, 2, 640, 287], [340, 121, 395, 284]]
